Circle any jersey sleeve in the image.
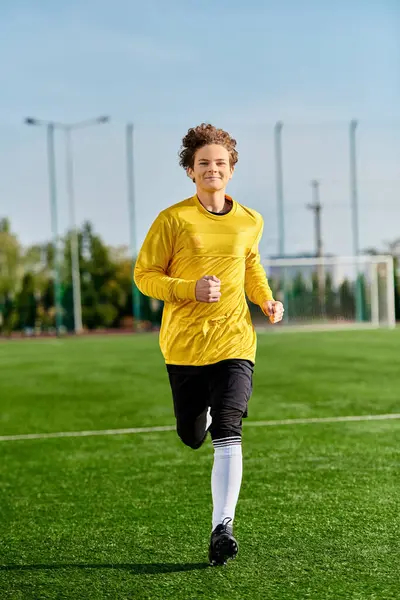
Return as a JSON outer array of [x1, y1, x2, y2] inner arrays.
[[245, 219, 274, 310], [134, 213, 197, 303]]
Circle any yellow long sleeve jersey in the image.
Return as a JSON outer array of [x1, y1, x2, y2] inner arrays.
[[134, 195, 274, 366]]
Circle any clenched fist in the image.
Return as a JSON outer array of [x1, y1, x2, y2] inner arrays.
[[195, 275, 221, 303], [263, 300, 285, 324]]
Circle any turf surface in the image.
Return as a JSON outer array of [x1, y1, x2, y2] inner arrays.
[[1, 330, 399, 599]]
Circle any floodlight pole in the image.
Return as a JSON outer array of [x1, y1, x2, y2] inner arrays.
[[46, 123, 63, 336], [307, 180, 325, 315], [274, 121, 285, 257], [274, 121, 289, 321], [25, 115, 110, 334], [126, 123, 142, 328], [349, 119, 363, 322]]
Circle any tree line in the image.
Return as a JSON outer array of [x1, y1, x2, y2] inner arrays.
[[0, 218, 161, 336], [0, 217, 398, 335]]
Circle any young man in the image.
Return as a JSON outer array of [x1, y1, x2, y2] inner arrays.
[[134, 123, 284, 566]]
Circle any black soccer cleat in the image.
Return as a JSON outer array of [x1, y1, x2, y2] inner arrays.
[[208, 518, 238, 566]]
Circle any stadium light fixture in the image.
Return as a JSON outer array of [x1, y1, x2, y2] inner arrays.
[[24, 115, 111, 334]]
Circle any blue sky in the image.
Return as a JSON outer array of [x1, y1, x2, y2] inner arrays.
[[0, 0, 399, 257]]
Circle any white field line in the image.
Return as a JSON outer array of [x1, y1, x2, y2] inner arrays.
[[1, 413, 400, 443]]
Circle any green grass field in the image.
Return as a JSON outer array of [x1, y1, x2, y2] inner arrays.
[[1, 330, 399, 600]]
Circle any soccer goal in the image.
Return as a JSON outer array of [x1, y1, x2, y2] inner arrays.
[[261, 255, 396, 330]]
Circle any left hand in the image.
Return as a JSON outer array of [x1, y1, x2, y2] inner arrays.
[[263, 300, 284, 324]]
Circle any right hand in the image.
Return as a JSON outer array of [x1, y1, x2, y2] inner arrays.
[[195, 275, 221, 303]]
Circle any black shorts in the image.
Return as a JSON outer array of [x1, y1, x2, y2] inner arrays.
[[166, 359, 254, 449]]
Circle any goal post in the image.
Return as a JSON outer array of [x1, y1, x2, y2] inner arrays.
[[261, 255, 396, 330]]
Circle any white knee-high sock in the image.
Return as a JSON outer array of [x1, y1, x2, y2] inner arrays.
[[211, 438, 243, 531]]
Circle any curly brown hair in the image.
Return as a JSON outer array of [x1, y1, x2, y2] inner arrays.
[[179, 123, 239, 170]]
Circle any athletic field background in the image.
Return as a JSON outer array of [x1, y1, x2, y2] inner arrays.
[[1, 329, 399, 600]]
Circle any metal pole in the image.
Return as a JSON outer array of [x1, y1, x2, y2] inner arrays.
[[274, 121, 289, 321], [349, 119, 363, 322], [349, 120, 360, 258], [47, 124, 63, 336], [65, 128, 83, 334], [310, 180, 323, 258], [308, 180, 325, 316], [274, 122, 285, 257], [126, 123, 142, 327], [25, 115, 109, 336]]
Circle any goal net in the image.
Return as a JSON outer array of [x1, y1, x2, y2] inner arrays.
[[259, 255, 396, 330]]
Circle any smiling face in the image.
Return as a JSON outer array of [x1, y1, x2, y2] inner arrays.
[[187, 144, 234, 193]]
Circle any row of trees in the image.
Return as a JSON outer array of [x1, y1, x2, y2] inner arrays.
[[0, 218, 160, 335], [0, 217, 399, 335]]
